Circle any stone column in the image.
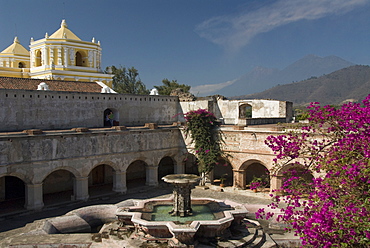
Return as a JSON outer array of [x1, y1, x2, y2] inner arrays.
[[233, 169, 245, 189], [25, 183, 44, 210], [208, 170, 214, 182], [146, 165, 158, 187], [31, 50, 36, 67], [73, 177, 89, 201], [0, 177, 5, 201], [97, 50, 101, 69], [49, 47, 54, 66], [270, 175, 283, 193], [42, 47, 48, 66], [93, 50, 97, 69], [69, 48, 75, 65], [174, 158, 184, 174], [88, 50, 93, 67], [62, 47, 67, 66], [113, 171, 127, 194]]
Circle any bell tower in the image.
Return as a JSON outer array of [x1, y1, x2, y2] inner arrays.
[[28, 20, 112, 86]]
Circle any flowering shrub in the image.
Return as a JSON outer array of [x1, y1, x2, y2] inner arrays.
[[184, 109, 225, 185], [250, 175, 270, 191], [258, 95, 370, 247]]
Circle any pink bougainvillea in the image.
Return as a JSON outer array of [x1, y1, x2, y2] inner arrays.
[[259, 95, 370, 247]]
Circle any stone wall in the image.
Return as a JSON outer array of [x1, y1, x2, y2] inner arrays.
[[179, 98, 293, 125], [0, 123, 298, 211], [0, 127, 186, 209], [0, 89, 181, 132], [1, 125, 279, 188], [0, 128, 184, 183]]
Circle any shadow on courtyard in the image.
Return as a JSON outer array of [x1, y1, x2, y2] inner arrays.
[[0, 183, 173, 234]]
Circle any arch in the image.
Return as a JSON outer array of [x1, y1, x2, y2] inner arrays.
[[75, 51, 83, 66], [158, 156, 175, 181], [88, 164, 114, 196], [75, 50, 87, 67], [238, 160, 270, 189], [35, 50, 42, 66], [43, 169, 75, 206], [240, 160, 270, 185], [0, 172, 31, 185], [89, 161, 120, 175], [0, 175, 26, 213], [38, 166, 80, 184], [278, 164, 314, 192], [0, 175, 25, 200], [184, 153, 199, 175], [18, 62, 25, 68], [239, 103, 252, 118], [213, 159, 233, 186], [104, 108, 119, 127], [126, 160, 147, 189]]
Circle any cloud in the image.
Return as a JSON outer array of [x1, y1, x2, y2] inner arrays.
[[190, 79, 237, 96], [195, 0, 369, 52]]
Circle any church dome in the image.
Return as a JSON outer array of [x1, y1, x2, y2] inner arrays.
[[49, 20, 81, 40], [1, 37, 29, 55]]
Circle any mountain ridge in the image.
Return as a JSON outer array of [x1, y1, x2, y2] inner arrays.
[[232, 65, 370, 106], [212, 54, 354, 97]]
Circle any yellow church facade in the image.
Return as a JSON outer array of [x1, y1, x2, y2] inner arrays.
[[0, 20, 113, 87]]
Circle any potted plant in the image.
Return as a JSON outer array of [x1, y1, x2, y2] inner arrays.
[[250, 175, 269, 192], [220, 173, 228, 187]]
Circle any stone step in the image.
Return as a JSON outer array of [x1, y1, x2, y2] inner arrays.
[[246, 229, 265, 247], [195, 218, 278, 248], [260, 233, 279, 248], [215, 227, 258, 248]]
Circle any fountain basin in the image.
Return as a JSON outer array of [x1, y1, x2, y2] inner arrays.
[[116, 196, 248, 245]]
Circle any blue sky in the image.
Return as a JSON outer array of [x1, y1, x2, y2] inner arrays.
[[1, 0, 370, 96]]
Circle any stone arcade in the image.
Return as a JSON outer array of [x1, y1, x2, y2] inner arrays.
[[0, 86, 299, 212]]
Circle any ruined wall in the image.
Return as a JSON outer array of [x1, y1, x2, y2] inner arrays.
[[180, 99, 293, 125], [0, 88, 293, 132], [177, 100, 210, 122], [0, 89, 180, 132]]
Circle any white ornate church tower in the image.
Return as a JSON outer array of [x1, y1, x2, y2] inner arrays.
[[0, 37, 30, 78], [0, 20, 113, 87]]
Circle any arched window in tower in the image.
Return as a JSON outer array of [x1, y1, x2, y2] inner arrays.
[[35, 50, 42, 67], [18, 62, 25, 68], [75, 52, 83, 66]]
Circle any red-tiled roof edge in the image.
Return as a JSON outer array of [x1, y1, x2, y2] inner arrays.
[[0, 76, 103, 93]]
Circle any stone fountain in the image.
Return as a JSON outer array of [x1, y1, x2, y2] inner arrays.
[[116, 174, 250, 247]]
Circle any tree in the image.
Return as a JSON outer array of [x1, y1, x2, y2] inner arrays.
[[257, 95, 370, 247], [184, 109, 226, 186], [154, 79, 191, 95], [107, 65, 149, 95]]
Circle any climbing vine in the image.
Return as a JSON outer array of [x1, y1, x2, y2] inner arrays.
[[183, 109, 225, 185]]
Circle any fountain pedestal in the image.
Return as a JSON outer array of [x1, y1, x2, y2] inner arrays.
[[162, 174, 200, 217]]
